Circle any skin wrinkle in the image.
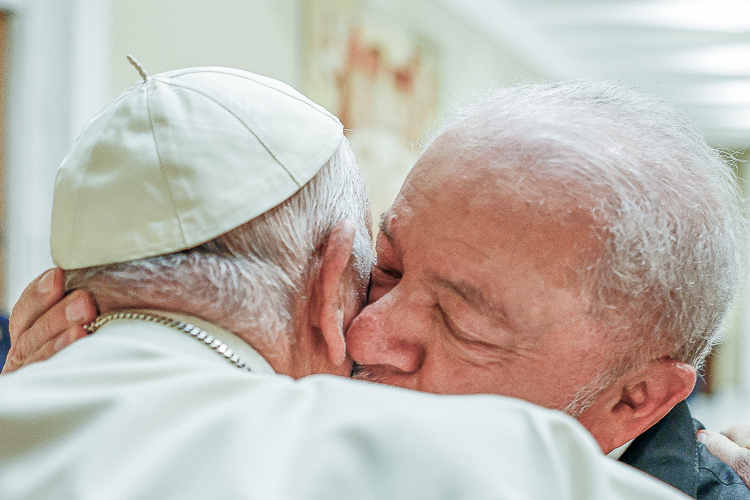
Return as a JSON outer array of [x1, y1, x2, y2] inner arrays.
[[380, 225, 533, 358], [435, 277, 513, 332], [344, 80, 742, 452], [348, 128, 612, 409]]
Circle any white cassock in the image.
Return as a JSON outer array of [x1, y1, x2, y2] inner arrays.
[[0, 311, 688, 499]]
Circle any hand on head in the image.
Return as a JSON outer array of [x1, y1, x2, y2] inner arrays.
[[2, 268, 97, 374]]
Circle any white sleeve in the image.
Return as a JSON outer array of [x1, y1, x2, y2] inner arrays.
[[237, 375, 689, 500], [0, 349, 689, 500]]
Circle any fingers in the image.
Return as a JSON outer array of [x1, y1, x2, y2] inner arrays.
[[722, 425, 750, 449], [2, 325, 91, 375], [23, 326, 89, 367], [8, 269, 66, 342], [3, 269, 98, 374], [698, 430, 750, 488]]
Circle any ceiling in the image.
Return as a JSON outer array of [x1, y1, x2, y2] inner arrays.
[[438, 0, 750, 150]]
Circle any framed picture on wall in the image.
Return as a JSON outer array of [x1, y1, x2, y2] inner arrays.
[[304, 0, 440, 226]]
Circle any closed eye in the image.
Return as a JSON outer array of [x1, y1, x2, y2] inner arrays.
[[368, 265, 401, 303], [437, 303, 509, 354]]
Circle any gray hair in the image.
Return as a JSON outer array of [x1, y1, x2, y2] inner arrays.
[[423, 80, 746, 376], [65, 138, 374, 348]]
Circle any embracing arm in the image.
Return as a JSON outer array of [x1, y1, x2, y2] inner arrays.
[[1, 268, 97, 374]]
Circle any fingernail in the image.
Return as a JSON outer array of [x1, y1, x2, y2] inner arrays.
[[65, 297, 86, 322], [38, 270, 55, 294], [697, 431, 706, 442]]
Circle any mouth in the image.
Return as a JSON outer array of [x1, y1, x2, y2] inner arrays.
[[352, 362, 382, 382]]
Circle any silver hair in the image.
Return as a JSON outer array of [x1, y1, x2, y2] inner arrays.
[[65, 138, 374, 348], [422, 80, 746, 383]]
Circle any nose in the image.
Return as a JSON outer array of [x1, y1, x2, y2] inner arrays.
[[345, 292, 425, 375]]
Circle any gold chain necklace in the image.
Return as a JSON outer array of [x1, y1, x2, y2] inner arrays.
[[85, 311, 252, 372]]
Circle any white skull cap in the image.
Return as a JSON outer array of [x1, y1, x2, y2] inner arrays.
[[51, 65, 344, 269]]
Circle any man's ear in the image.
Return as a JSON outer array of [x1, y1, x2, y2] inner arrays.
[[310, 219, 357, 367], [580, 359, 696, 453]]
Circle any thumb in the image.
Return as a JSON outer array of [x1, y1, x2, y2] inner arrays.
[[698, 430, 750, 488]]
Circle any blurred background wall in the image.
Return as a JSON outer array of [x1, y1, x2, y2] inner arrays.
[[0, 0, 748, 425]]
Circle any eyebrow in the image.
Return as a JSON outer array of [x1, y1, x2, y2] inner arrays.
[[436, 277, 512, 329]]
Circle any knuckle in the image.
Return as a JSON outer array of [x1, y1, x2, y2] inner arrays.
[[38, 313, 55, 338], [4, 348, 26, 373], [725, 425, 750, 449], [9, 302, 41, 342], [735, 450, 750, 474], [7, 310, 22, 339], [25, 340, 60, 366], [37, 308, 66, 344]]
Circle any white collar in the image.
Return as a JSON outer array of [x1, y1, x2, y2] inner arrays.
[[607, 439, 634, 460]]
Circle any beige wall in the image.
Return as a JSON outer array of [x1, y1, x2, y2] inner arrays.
[[108, 0, 541, 107], [355, 0, 541, 100], [110, 0, 302, 96]]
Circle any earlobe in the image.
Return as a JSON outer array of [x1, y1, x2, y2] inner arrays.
[[582, 359, 696, 453]]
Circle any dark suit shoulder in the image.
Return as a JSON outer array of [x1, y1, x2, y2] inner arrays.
[[620, 400, 750, 499]]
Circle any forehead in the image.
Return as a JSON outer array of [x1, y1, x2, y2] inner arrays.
[[386, 129, 602, 288]]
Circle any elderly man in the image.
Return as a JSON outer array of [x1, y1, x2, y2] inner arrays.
[[0, 66, 683, 499], [342, 81, 750, 498], [6, 79, 748, 497]]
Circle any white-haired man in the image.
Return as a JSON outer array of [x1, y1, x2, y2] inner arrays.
[[0, 66, 686, 499], [342, 81, 749, 498], [8, 79, 750, 498]]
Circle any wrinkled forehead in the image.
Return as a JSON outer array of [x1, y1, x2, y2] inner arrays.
[[395, 154, 600, 278], [405, 122, 600, 224]]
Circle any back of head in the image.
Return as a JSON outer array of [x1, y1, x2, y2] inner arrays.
[[56, 64, 373, 349], [424, 80, 745, 371]]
